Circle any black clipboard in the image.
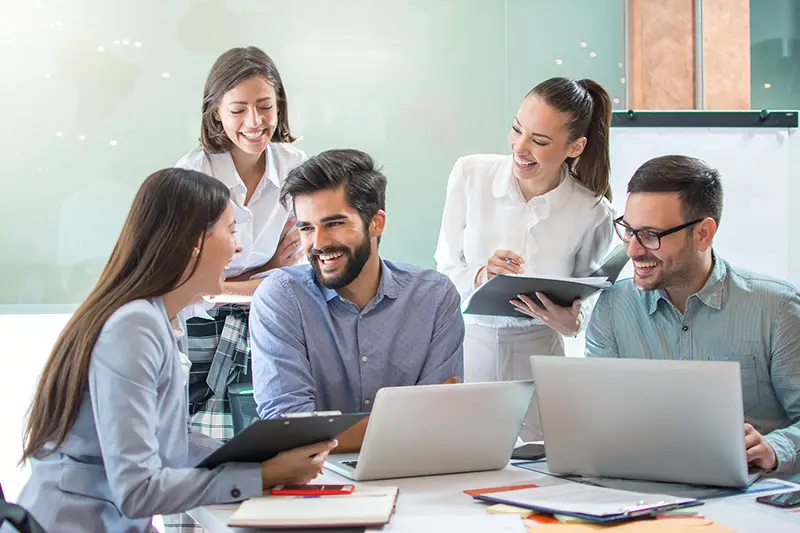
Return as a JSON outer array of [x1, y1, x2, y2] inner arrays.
[[463, 244, 630, 317], [198, 412, 368, 468]]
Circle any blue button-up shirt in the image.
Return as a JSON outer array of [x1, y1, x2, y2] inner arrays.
[[250, 259, 465, 419], [586, 254, 800, 475]]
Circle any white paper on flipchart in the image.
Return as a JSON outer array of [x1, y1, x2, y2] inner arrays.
[[609, 128, 794, 285], [366, 514, 526, 532]]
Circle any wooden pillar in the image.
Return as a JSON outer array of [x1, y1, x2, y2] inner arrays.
[[702, 0, 751, 109], [627, 0, 751, 110], [628, 0, 696, 109]]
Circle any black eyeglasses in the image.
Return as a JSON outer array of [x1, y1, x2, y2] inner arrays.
[[614, 216, 703, 250]]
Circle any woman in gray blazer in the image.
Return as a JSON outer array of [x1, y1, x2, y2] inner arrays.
[[11, 168, 337, 533]]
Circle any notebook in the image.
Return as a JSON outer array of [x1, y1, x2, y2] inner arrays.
[[462, 244, 629, 316], [472, 483, 701, 523], [228, 486, 399, 528]]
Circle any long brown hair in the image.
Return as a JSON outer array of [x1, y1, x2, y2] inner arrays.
[[200, 46, 296, 152], [22, 168, 230, 462], [528, 77, 613, 200]]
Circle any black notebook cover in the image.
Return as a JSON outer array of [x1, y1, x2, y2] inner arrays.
[[463, 244, 629, 317], [198, 413, 368, 468]]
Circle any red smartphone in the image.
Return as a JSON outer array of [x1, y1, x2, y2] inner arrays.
[[270, 484, 355, 496]]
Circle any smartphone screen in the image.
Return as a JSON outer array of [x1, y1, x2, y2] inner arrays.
[[756, 489, 800, 508]]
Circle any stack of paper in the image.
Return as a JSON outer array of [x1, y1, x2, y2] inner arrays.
[[472, 483, 701, 523], [366, 515, 526, 532], [228, 486, 398, 528], [531, 518, 735, 532], [203, 294, 252, 305]]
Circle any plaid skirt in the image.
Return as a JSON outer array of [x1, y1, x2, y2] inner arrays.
[[163, 304, 252, 533]]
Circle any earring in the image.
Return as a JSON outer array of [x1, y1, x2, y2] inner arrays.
[[193, 248, 200, 256]]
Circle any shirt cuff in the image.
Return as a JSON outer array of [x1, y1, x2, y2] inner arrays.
[[472, 265, 486, 289], [215, 463, 263, 502], [764, 432, 798, 475], [183, 301, 215, 321]]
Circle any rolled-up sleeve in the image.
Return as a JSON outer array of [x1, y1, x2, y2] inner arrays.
[[764, 291, 800, 475], [584, 290, 620, 359], [250, 273, 316, 419]]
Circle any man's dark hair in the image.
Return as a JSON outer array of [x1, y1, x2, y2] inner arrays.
[[280, 149, 387, 230], [627, 155, 723, 225]]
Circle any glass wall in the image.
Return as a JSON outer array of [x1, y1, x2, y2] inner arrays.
[[0, 0, 626, 308], [750, 0, 800, 109]]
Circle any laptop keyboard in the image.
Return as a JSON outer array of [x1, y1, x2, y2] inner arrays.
[[343, 460, 358, 468]]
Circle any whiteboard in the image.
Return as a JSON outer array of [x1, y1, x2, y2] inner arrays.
[[608, 127, 800, 285]]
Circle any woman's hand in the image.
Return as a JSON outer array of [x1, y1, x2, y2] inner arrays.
[[266, 217, 303, 269], [475, 250, 525, 287], [511, 293, 581, 336], [260, 439, 338, 489]]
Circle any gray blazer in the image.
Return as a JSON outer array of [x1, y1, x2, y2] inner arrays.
[[10, 298, 262, 533]]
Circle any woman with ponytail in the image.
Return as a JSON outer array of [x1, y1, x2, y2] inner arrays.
[[434, 77, 615, 441]]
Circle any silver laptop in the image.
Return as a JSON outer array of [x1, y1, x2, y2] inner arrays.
[[325, 381, 534, 481], [530, 356, 756, 489]]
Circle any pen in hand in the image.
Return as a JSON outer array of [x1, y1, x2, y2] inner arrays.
[[485, 250, 525, 282]]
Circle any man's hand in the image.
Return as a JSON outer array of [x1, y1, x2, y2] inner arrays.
[[744, 423, 777, 471]]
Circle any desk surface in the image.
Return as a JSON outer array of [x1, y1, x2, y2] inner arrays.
[[188, 463, 800, 532]]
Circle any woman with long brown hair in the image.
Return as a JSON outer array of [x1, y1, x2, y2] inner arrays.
[[15, 168, 336, 533], [435, 78, 616, 441]]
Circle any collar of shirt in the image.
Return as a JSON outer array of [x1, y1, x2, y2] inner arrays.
[[318, 259, 401, 311], [492, 157, 572, 206], [207, 144, 279, 201], [641, 251, 727, 315]]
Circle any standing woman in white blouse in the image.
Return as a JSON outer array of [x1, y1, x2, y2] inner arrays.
[[435, 77, 615, 440], [170, 46, 307, 532]]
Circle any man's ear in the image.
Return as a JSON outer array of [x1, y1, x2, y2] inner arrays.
[[369, 210, 387, 238], [695, 217, 717, 252]]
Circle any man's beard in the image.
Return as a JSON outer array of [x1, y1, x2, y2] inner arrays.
[[309, 234, 372, 290]]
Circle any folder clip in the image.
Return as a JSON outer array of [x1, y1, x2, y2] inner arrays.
[[280, 410, 343, 418]]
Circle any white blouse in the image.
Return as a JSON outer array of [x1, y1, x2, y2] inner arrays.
[[434, 154, 615, 328], [175, 142, 308, 278], [175, 142, 307, 320]]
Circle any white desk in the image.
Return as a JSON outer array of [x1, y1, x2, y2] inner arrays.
[[189, 464, 800, 532]]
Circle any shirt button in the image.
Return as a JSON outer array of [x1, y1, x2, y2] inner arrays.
[[682, 325, 689, 332], [361, 356, 368, 363], [231, 488, 241, 498], [364, 399, 371, 406]]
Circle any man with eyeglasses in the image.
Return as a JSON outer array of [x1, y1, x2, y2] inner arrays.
[[585, 155, 799, 477]]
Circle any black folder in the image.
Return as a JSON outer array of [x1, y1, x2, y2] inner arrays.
[[198, 412, 368, 468], [463, 244, 630, 317]]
